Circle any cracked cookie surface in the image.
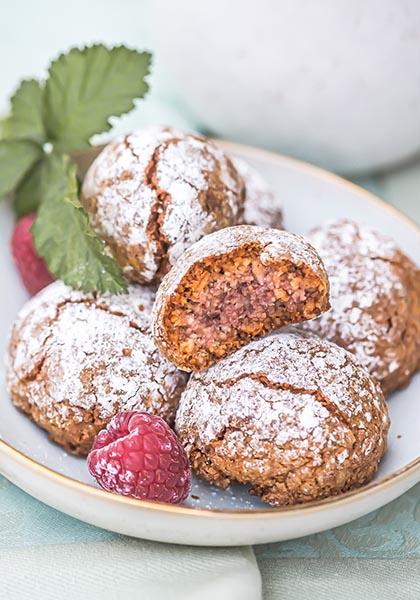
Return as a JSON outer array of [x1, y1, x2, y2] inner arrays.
[[175, 330, 389, 506], [81, 125, 244, 284], [6, 281, 187, 455], [153, 225, 330, 371], [302, 219, 420, 395]]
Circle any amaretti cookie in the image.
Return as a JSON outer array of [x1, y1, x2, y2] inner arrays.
[[176, 330, 389, 506], [153, 225, 330, 371], [302, 219, 420, 394], [233, 157, 284, 229], [6, 281, 187, 456], [81, 125, 245, 284]]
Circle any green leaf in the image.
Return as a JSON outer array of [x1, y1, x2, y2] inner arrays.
[[44, 45, 151, 152], [14, 156, 49, 217], [32, 153, 127, 293], [2, 80, 46, 142], [0, 140, 42, 197], [0, 116, 7, 140]]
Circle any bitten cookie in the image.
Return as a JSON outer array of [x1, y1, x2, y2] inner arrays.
[[233, 157, 284, 229], [153, 225, 330, 371], [302, 219, 420, 395], [81, 125, 244, 284], [6, 281, 187, 456], [176, 330, 389, 506]]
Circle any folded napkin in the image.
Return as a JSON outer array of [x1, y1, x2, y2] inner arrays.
[[260, 557, 420, 600], [0, 477, 261, 600], [1, 536, 261, 600]]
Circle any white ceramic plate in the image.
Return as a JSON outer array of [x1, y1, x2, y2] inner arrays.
[[0, 141, 419, 546]]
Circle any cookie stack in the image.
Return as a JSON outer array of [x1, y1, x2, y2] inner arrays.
[[6, 125, 419, 506]]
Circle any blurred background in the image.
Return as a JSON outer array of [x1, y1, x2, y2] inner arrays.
[[1, 0, 420, 217]]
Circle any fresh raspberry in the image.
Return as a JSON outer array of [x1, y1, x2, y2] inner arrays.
[[87, 412, 191, 504], [10, 213, 54, 296]]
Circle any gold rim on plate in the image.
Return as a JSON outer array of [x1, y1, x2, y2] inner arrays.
[[0, 140, 419, 518]]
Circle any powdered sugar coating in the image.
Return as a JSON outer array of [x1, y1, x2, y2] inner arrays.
[[177, 331, 387, 445], [176, 330, 389, 505], [302, 219, 420, 394], [81, 125, 244, 283], [6, 281, 187, 453], [233, 157, 284, 229]]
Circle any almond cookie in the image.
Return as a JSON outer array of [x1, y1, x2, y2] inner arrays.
[[302, 219, 420, 395], [6, 281, 187, 456], [81, 125, 244, 284], [233, 157, 284, 229], [175, 330, 389, 506], [153, 225, 330, 371]]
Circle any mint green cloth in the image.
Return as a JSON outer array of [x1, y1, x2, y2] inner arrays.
[[260, 559, 420, 600], [257, 483, 420, 560]]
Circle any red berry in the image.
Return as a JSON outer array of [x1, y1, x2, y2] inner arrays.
[[11, 213, 54, 296], [87, 412, 191, 504]]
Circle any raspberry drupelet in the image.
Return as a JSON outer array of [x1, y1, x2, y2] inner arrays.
[[88, 411, 191, 504]]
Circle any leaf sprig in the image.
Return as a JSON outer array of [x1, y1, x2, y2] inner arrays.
[[0, 44, 152, 293]]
